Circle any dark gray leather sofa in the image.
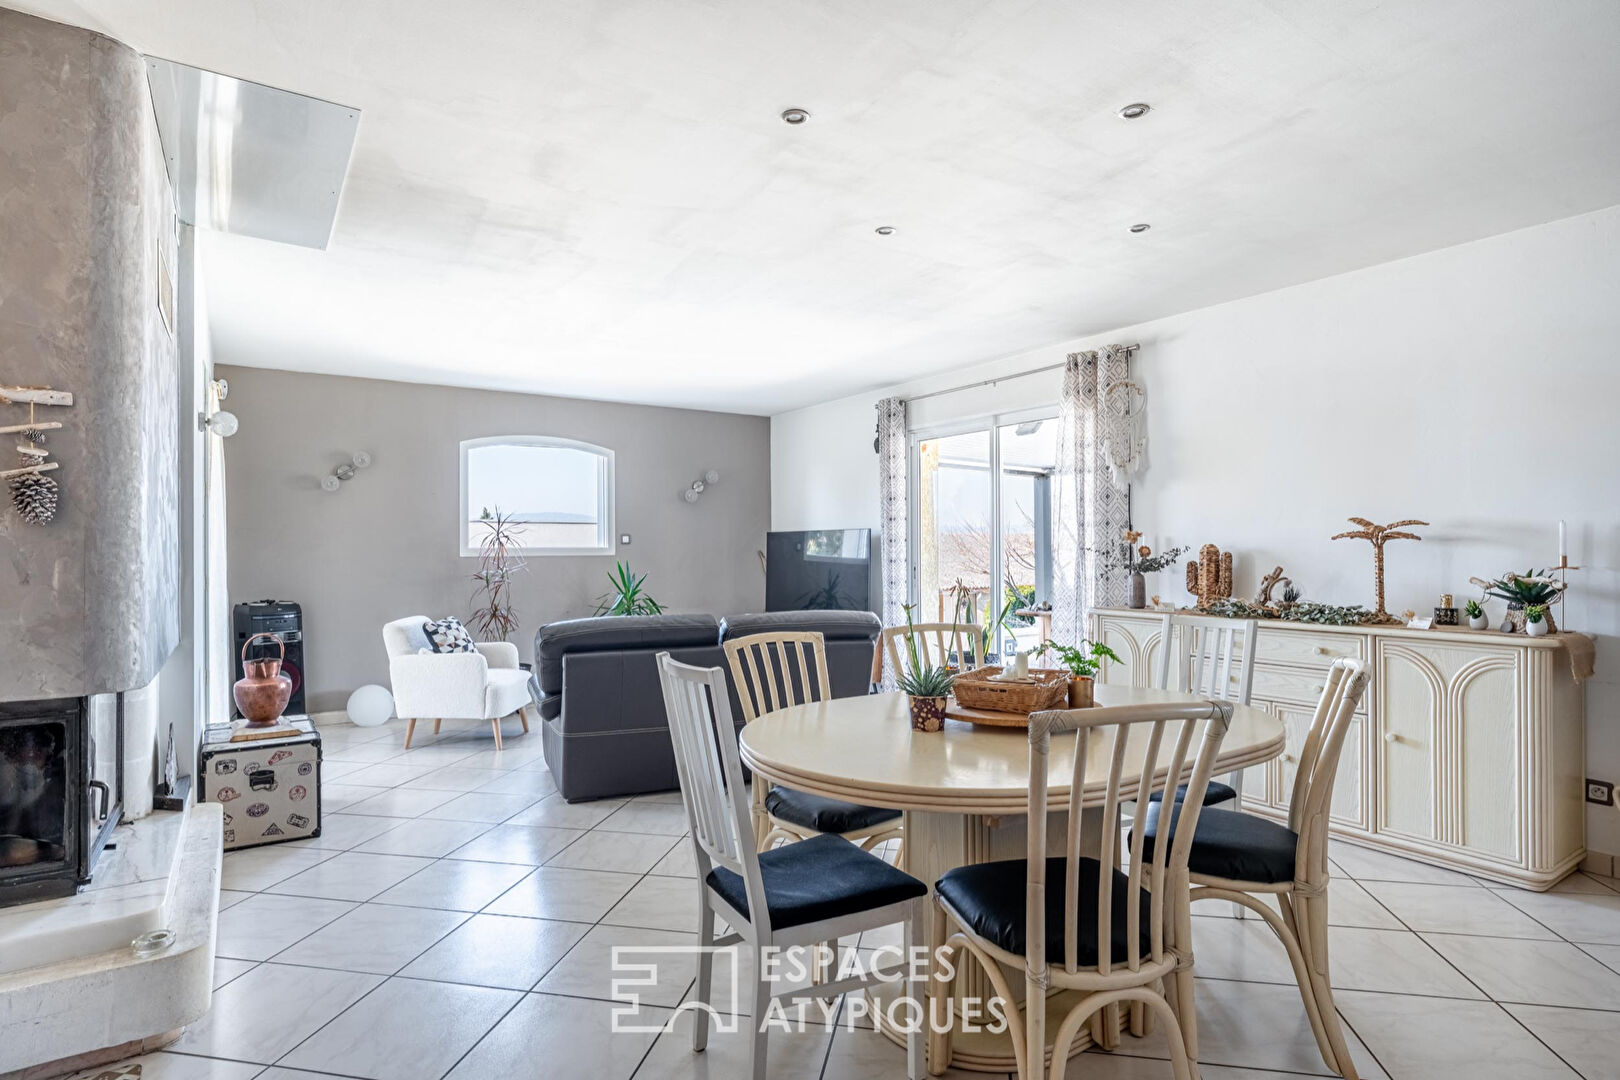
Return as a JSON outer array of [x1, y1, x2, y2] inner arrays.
[[536, 610, 880, 802]]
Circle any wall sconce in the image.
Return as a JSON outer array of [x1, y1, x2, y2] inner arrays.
[[682, 469, 721, 504], [197, 379, 238, 437], [321, 450, 372, 492]]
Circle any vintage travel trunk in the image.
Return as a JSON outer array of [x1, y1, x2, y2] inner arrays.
[[198, 717, 322, 850]]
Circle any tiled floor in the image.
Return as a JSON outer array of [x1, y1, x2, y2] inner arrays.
[[78, 718, 1620, 1080]]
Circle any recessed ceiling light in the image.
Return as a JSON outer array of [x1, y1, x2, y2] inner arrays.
[[780, 107, 811, 125], [1129, 223, 1151, 233], [1118, 102, 1151, 120], [875, 226, 895, 235]]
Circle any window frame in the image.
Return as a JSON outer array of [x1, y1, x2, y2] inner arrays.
[[458, 435, 617, 557]]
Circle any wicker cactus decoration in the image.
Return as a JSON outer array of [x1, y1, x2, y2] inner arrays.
[[1185, 544, 1233, 610]]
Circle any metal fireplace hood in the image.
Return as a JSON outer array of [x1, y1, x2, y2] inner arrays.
[[145, 57, 361, 250]]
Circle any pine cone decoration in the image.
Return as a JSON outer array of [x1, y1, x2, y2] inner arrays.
[[20, 428, 45, 445], [9, 456, 58, 525]]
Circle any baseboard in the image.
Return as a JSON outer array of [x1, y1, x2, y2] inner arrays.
[[1581, 850, 1616, 877], [309, 709, 350, 727]]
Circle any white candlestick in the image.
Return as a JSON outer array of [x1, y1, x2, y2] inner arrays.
[[1558, 520, 1567, 560]]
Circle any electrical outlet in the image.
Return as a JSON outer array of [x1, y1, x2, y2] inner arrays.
[[1587, 779, 1616, 806]]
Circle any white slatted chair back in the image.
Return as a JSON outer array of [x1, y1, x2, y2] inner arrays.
[[1023, 699, 1232, 1070], [1154, 613, 1257, 705], [723, 631, 831, 723], [880, 622, 983, 682], [1288, 658, 1371, 887], [657, 652, 772, 932]]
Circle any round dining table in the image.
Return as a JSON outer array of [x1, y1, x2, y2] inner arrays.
[[739, 683, 1285, 1074]]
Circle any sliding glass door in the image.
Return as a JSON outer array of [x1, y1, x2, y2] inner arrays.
[[911, 411, 1056, 661]]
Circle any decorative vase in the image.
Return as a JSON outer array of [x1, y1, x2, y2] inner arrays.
[[1067, 676, 1095, 709], [1129, 572, 1147, 609], [1526, 618, 1549, 638], [908, 695, 946, 733], [1467, 613, 1489, 631], [234, 633, 292, 727]]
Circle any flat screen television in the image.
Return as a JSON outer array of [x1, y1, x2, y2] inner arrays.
[[765, 529, 876, 614]]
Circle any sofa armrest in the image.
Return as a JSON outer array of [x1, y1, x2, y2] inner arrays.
[[389, 651, 490, 719], [474, 641, 520, 669]]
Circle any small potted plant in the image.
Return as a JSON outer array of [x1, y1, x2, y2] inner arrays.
[[1465, 598, 1489, 631], [1035, 638, 1123, 708], [1107, 530, 1187, 610], [897, 604, 956, 731], [593, 561, 664, 616], [1476, 570, 1565, 633], [1525, 603, 1550, 637]]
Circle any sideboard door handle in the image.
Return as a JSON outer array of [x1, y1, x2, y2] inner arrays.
[[1384, 732, 1400, 744]]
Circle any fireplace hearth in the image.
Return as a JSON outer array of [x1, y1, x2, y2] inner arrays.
[[0, 697, 123, 907]]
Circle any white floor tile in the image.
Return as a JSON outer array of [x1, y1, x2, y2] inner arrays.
[[1492, 887, 1620, 945], [1422, 933, 1620, 1009], [544, 827, 680, 873], [1071, 1055, 1315, 1080], [1326, 926, 1484, 998], [483, 864, 640, 922], [265, 850, 435, 901], [1578, 941, 1620, 975], [1503, 1002, 1620, 1080], [419, 790, 541, 823], [219, 844, 333, 892], [353, 816, 491, 857], [400, 912, 589, 989], [212, 956, 258, 989], [341, 785, 460, 818], [1336, 990, 1578, 1079], [1329, 842, 1484, 887], [318, 782, 394, 813], [638, 1007, 832, 1080], [1187, 915, 1297, 985], [475, 769, 559, 797], [447, 822, 585, 865], [507, 793, 625, 829], [534, 924, 697, 1006], [173, 962, 382, 1063], [595, 800, 693, 836], [272, 902, 467, 974], [1323, 876, 1405, 929], [650, 841, 698, 878], [1361, 881, 1560, 939], [603, 874, 703, 933], [278, 976, 520, 1080], [338, 762, 445, 787], [290, 812, 411, 852], [69, 1052, 264, 1079], [401, 765, 510, 792], [446, 991, 664, 1080], [372, 858, 535, 912], [217, 888, 253, 911], [216, 892, 357, 960]]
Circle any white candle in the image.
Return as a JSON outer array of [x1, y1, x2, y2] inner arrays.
[[1559, 520, 1567, 560], [1014, 651, 1030, 679]]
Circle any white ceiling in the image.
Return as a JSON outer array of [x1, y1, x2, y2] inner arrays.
[[15, 0, 1620, 415]]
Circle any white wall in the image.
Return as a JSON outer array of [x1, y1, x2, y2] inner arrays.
[[772, 204, 1620, 855]]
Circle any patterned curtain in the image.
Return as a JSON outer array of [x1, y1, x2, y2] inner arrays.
[[1050, 346, 1134, 646], [875, 397, 908, 687]]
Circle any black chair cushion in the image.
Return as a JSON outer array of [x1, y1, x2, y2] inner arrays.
[[1140, 803, 1300, 884], [935, 857, 1153, 966], [1145, 780, 1239, 807], [766, 786, 902, 834], [705, 832, 926, 930]]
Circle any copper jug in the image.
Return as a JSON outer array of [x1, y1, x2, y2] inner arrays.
[[235, 633, 293, 727]]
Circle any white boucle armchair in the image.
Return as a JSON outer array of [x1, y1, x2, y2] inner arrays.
[[382, 616, 535, 749]]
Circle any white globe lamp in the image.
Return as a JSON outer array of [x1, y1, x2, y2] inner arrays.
[[346, 684, 394, 727]]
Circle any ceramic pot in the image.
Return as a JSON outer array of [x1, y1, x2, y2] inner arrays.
[[1068, 676, 1095, 709], [1129, 572, 1147, 609], [234, 632, 293, 727], [909, 695, 946, 733], [1526, 617, 1549, 638], [1467, 613, 1489, 631]]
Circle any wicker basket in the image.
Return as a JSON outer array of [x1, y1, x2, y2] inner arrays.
[[951, 666, 1069, 714]]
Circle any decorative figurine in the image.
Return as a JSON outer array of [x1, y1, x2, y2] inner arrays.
[[1433, 593, 1459, 626], [1330, 518, 1427, 624], [1185, 544, 1233, 611], [1255, 566, 1292, 607]]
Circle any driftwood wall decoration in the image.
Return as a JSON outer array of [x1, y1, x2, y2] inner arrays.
[[1, 386, 74, 526]]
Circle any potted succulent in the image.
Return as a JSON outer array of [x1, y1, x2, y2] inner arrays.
[[1525, 604, 1550, 638], [1465, 598, 1489, 631], [897, 604, 956, 732], [1035, 638, 1123, 708], [1107, 530, 1187, 610], [1475, 570, 1565, 633]]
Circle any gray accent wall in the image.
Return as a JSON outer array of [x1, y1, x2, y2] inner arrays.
[[0, 9, 181, 701], [219, 366, 770, 711]]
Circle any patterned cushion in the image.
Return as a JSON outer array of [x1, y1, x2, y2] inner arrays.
[[424, 617, 477, 653]]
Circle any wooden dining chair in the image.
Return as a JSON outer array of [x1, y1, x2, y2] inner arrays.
[[1148, 612, 1257, 810], [657, 652, 929, 1080], [724, 631, 905, 857], [1146, 658, 1370, 1079], [930, 699, 1233, 1080], [879, 622, 984, 684]]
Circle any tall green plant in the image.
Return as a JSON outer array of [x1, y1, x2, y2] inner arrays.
[[594, 561, 664, 616], [468, 507, 526, 641]]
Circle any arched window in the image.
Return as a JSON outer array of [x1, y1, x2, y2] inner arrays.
[[459, 436, 615, 555]]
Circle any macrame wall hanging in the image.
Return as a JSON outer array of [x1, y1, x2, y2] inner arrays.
[[1101, 377, 1147, 488], [1, 385, 74, 526]]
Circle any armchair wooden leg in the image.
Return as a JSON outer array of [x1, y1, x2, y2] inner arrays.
[[404, 717, 417, 749], [491, 716, 504, 751], [519, 706, 531, 733], [433, 718, 442, 735]]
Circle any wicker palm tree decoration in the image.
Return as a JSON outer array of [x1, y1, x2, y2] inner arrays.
[[1331, 517, 1427, 623]]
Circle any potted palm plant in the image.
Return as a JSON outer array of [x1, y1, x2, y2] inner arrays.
[[594, 561, 664, 616], [897, 604, 956, 732], [1035, 638, 1123, 708]]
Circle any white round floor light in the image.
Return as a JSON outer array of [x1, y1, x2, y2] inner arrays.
[[346, 684, 394, 727]]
